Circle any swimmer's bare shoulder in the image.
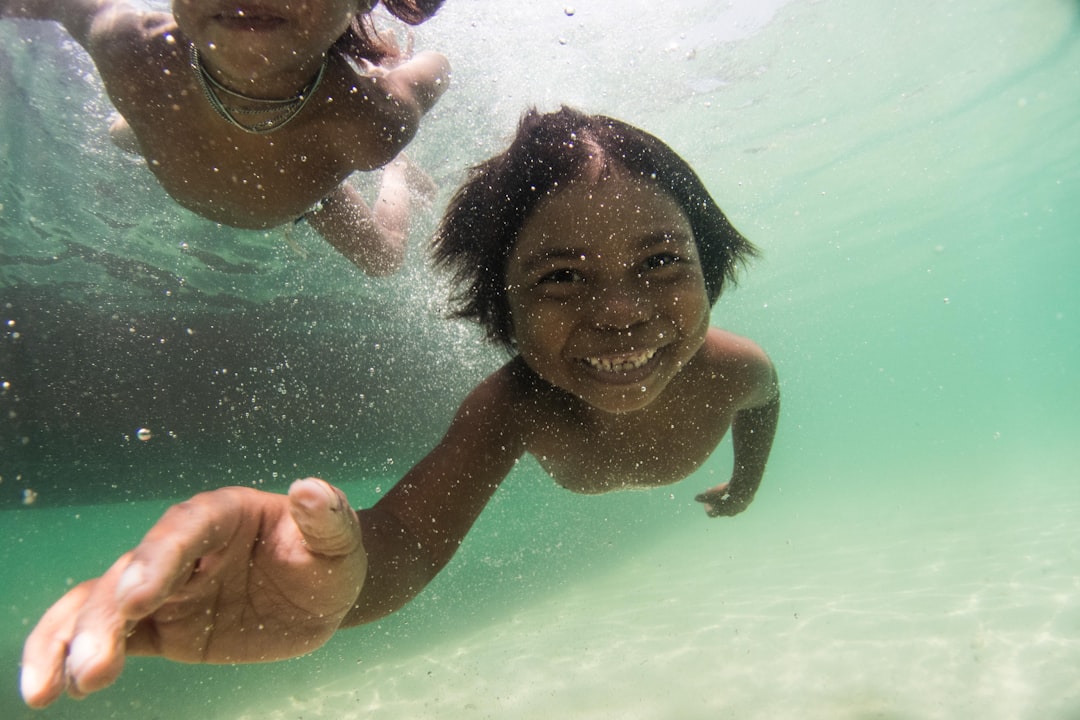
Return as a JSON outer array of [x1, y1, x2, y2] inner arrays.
[[697, 327, 777, 410], [325, 50, 451, 171]]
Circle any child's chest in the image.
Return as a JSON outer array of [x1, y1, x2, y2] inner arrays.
[[140, 125, 353, 222], [526, 395, 735, 494], [106, 58, 392, 225]]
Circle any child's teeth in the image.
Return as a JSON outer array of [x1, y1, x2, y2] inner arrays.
[[585, 349, 656, 372]]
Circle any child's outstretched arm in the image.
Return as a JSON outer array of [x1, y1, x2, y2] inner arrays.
[[19, 370, 523, 707], [345, 369, 526, 624], [695, 336, 780, 517]]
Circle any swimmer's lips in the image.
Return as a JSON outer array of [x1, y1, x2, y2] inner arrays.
[[213, 7, 288, 32]]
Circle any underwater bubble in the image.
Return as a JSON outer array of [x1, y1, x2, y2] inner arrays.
[[136, 427, 152, 442]]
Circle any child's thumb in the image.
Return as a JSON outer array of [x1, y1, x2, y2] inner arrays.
[[288, 478, 363, 558]]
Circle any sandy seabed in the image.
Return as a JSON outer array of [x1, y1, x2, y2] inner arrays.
[[232, 486, 1080, 720]]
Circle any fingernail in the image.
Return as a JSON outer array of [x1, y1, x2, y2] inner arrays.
[[67, 633, 102, 680], [115, 563, 145, 600], [20, 664, 43, 702], [294, 478, 338, 513]]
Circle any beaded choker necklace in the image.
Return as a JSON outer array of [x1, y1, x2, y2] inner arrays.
[[189, 44, 328, 134]]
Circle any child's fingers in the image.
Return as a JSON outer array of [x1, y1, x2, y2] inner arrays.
[[20, 580, 95, 707], [288, 478, 364, 558]]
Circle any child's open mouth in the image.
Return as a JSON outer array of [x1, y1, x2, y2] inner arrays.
[[214, 8, 288, 31], [582, 348, 657, 373]]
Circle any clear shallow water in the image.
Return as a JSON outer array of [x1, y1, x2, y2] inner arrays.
[[2, 0, 1079, 717]]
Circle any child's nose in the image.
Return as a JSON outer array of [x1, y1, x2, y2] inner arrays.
[[587, 285, 651, 329]]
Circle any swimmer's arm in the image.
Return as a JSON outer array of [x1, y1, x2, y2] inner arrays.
[[696, 335, 780, 517], [0, 0, 139, 46], [726, 363, 779, 504], [344, 368, 524, 625]]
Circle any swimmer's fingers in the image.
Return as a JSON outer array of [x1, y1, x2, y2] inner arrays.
[[114, 488, 257, 621], [22, 545, 152, 706], [20, 578, 100, 707], [356, 56, 389, 77], [59, 555, 145, 700], [39, 489, 248, 704], [694, 482, 751, 518]]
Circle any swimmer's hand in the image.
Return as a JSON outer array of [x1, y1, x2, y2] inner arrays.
[[694, 481, 754, 518], [20, 478, 366, 708]]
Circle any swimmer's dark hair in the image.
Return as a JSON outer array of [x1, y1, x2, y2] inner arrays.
[[432, 105, 759, 353], [334, 0, 445, 64]]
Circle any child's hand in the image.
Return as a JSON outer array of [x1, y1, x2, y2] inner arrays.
[[20, 479, 367, 708], [694, 481, 754, 518]]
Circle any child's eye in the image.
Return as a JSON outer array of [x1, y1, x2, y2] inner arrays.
[[642, 252, 684, 270], [537, 268, 583, 285]]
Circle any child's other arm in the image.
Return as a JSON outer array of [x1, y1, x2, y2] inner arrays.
[[696, 336, 780, 517], [345, 368, 525, 625], [1, 0, 134, 46]]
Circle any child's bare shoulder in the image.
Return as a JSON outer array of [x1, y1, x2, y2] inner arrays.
[[327, 52, 449, 167], [701, 328, 770, 364], [439, 361, 536, 458], [452, 360, 531, 425], [475, 358, 574, 430], [695, 328, 777, 404]]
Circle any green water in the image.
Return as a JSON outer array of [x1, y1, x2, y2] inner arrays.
[[2, 0, 1079, 717]]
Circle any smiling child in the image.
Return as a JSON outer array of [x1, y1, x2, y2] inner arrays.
[[1, 0, 450, 274]]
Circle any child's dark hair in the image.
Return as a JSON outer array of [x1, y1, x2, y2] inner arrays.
[[432, 105, 759, 352], [334, 0, 445, 64]]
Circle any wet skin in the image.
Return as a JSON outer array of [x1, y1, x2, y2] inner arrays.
[[505, 170, 712, 416]]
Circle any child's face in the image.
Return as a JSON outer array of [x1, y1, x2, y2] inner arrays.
[[505, 171, 711, 414], [175, 0, 362, 75]]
